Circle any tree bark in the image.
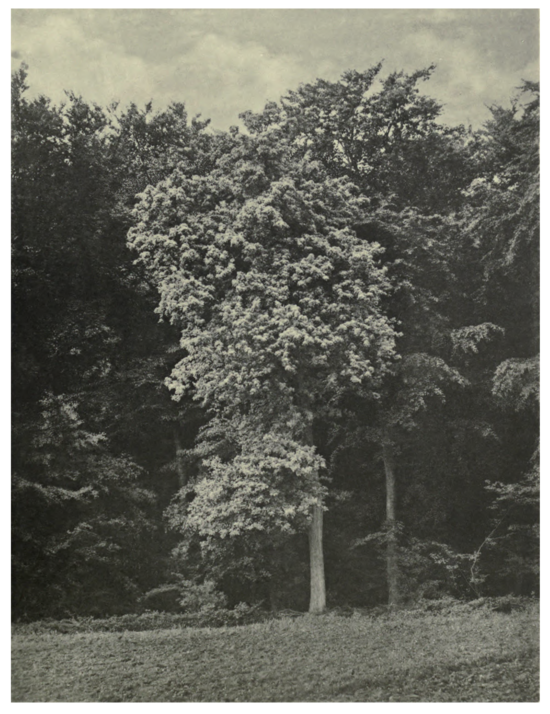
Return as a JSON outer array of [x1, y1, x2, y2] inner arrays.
[[308, 500, 326, 613], [382, 438, 400, 607], [304, 420, 326, 614]]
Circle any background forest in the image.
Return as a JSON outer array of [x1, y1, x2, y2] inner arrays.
[[11, 62, 539, 622]]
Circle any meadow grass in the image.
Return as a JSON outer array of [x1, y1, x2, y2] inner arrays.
[[12, 601, 539, 702]]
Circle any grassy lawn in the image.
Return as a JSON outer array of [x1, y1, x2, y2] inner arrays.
[[12, 602, 539, 702]]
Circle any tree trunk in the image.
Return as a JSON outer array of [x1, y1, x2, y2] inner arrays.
[[173, 427, 186, 487], [308, 500, 326, 613], [269, 579, 279, 613], [382, 438, 400, 607], [304, 420, 326, 614]]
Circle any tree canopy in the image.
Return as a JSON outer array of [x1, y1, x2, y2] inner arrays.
[[12, 63, 539, 619]]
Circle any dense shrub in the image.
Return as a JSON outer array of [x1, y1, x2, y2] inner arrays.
[[12, 603, 269, 636]]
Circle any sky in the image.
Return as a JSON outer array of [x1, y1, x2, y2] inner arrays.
[[11, 8, 539, 130]]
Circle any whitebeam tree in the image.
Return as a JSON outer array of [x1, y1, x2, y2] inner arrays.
[[128, 128, 396, 612]]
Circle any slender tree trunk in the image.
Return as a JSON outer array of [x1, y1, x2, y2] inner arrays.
[[173, 427, 186, 487], [304, 420, 326, 614], [308, 500, 326, 613], [268, 543, 280, 612], [382, 437, 400, 607], [269, 579, 279, 612]]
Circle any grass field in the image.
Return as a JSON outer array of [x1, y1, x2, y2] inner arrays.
[[12, 601, 539, 702]]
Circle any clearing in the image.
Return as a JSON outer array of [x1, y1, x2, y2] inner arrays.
[[12, 602, 539, 702]]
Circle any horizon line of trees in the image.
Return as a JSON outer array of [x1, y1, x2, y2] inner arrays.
[[12, 62, 539, 620]]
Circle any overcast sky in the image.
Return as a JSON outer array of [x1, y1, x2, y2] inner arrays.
[[11, 8, 539, 130]]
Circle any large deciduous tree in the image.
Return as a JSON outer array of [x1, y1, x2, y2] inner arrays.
[[241, 64, 478, 605], [129, 127, 396, 612]]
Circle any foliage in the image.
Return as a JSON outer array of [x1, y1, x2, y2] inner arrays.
[[470, 447, 539, 598], [354, 525, 473, 601], [492, 356, 539, 411], [140, 576, 235, 616], [12, 602, 268, 636], [12, 62, 538, 619], [242, 64, 476, 213], [451, 322, 505, 358], [129, 124, 397, 603], [11, 64, 210, 619], [129, 139, 396, 411], [458, 82, 538, 363], [12, 393, 157, 618]]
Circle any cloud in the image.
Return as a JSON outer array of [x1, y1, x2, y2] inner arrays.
[[11, 13, 156, 107], [11, 11, 315, 127], [11, 9, 539, 129], [399, 22, 538, 126], [412, 9, 467, 25], [168, 32, 318, 125]]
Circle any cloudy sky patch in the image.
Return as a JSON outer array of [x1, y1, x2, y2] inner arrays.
[[11, 9, 539, 129]]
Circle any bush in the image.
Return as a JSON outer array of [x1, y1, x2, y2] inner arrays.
[[354, 528, 473, 603], [141, 576, 228, 614], [139, 585, 182, 613], [12, 602, 270, 636], [178, 579, 228, 612]]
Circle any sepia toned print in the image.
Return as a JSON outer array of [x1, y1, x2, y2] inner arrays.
[[12, 9, 539, 703]]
